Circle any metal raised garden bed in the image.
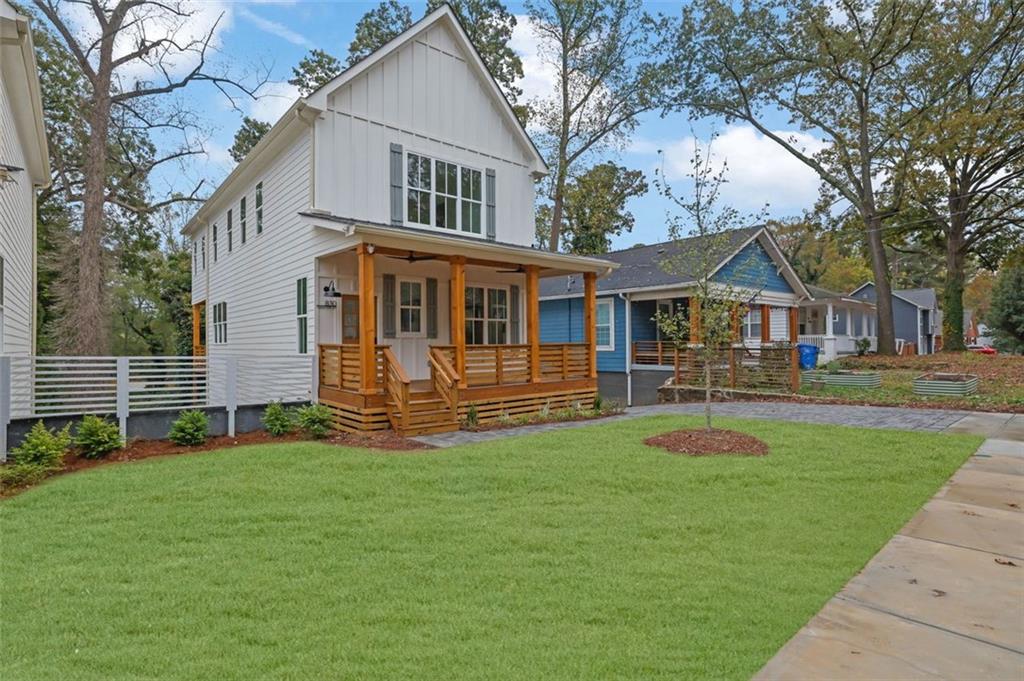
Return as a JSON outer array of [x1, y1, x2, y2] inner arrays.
[[803, 370, 882, 388], [912, 372, 979, 397]]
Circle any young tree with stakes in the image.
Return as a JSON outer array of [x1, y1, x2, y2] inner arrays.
[[653, 133, 769, 431]]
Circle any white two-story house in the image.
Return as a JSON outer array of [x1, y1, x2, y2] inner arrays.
[[0, 0, 49, 356], [183, 5, 614, 435]]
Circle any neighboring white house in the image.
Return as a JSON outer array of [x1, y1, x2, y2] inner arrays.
[[798, 285, 878, 362], [183, 5, 613, 434], [0, 0, 49, 356]]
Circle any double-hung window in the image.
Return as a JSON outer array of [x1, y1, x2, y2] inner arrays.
[[434, 160, 458, 230], [465, 285, 509, 344], [296, 278, 308, 353], [407, 153, 485, 235], [240, 197, 247, 244], [743, 307, 762, 340], [407, 154, 431, 225], [212, 224, 218, 262], [398, 278, 423, 336], [212, 302, 228, 344], [460, 168, 482, 234], [255, 182, 263, 234], [227, 209, 233, 252], [596, 300, 614, 350]]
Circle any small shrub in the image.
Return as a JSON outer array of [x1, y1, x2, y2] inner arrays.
[[825, 360, 842, 375], [855, 337, 871, 356], [593, 394, 603, 413], [262, 402, 295, 436], [465, 403, 479, 428], [0, 463, 50, 489], [75, 414, 123, 459], [168, 410, 208, 446], [296, 404, 332, 439], [10, 421, 71, 469]]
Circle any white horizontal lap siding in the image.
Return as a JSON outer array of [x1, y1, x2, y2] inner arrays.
[[316, 21, 535, 246], [0, 76, 34, 356]]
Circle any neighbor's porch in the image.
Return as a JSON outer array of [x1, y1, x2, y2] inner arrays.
[[798, 297, 877, 363], [311, 229, 612, 435]]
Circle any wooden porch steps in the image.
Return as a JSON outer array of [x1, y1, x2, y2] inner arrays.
[[386, 389, 460, 436]]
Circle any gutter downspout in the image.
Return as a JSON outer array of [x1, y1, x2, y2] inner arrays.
[[621, 293, 631, 407]]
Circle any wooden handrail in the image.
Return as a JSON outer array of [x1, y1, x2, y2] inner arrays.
[[382, 347, 411, 431], [428, 347, 460, 412]]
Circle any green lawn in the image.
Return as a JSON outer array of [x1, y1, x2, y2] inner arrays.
[[1, 416, 981, 680]]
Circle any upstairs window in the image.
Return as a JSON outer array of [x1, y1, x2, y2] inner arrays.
[[406, 152, 485, 235], [227, 209, 233, 252], [240, 197, 247, 244], [296, 278, 308, 354], [407, 154, 431, 225], [212, 224, 218, 262], [255, 182, 264, 234], [193, 241, 197, 273], [201, 235, 206, 269]]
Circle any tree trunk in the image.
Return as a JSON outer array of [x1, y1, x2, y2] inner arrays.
[[864, 212, 897, 355], [548, 169, 567, 252], [61, 89, 112, 355], [942, 204, 967, 352], [704, 354, 711, 431]]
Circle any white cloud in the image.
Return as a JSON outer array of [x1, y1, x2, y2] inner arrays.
[[509, 15, 558, 103], [656, 125, 828, 211], [248, 80, 300, 124], [237, 6, 313, 47]]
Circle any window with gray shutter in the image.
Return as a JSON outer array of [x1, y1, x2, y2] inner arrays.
[[382, 274, 396, 338], [485, 168, 496, 240], [390, 143, 404, 224], [426, 278, 438, 339], [509, 284, 520, 343]]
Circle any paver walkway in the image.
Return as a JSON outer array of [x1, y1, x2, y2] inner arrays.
[[755, 437, 1024, 680], [414, 401, 1024, 447]]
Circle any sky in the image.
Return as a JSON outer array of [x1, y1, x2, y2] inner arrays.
[[114, 0, 826, 250]]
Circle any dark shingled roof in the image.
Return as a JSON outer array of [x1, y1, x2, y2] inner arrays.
[[539, 226, 763, 298], [895, 287, 937, 309], [807, 284, 843, 300]]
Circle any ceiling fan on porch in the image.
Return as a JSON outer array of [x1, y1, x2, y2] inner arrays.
[[497, 265, 525, 274], [384, 250, 438, 263]]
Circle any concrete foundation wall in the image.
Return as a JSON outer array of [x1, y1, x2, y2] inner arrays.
[[597, 370, 673, 407]]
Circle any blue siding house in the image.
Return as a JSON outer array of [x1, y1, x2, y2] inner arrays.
[[539, 226, 810, 404]]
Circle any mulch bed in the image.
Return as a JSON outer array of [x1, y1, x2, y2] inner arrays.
[[644, 428, 769, 457], [3, 429, 433, 498]]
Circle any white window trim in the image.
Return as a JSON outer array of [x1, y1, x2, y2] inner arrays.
[[212, 302, 228, 345], [404, 150, 487, 239], [465, 282, 510, 345], [743, 307, 762, 340], [596, 299, 615, 352], [255, 181, 264, 235], [397, 276, 426, 338]]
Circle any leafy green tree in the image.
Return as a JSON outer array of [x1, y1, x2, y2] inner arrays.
[[899, 1, 1024, 351], [560, 163, 647, 254], [229, 117, 272, 163], [289, 48, 344, 97], [670, 0, 946, 355], [653, 133, 769, 430], [346, 1, 412, 67], [986, 257, 1024, 353], [527, 0, 669, 253]]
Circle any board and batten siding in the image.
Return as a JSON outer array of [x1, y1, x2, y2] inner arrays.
[[712, 240, 794, 294], [0, 69, 35, 356], [313, 21, 536, 246]]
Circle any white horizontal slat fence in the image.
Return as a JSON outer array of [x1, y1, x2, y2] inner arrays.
[[1, 355, 314, 461]]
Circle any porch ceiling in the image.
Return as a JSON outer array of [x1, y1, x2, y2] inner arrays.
[[302, 212, 617, 278]]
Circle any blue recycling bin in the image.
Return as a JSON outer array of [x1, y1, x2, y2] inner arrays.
[[796, 343, 820, 370]]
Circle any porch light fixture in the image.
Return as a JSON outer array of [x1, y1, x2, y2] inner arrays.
[[366, 243, 375, 254], [322, 280, 341, 298]]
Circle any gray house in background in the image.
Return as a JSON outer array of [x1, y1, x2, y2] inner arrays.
[[849, 283, 940, 354]]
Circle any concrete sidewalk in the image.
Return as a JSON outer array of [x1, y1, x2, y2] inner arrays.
[[755, 437, 1024, 680]]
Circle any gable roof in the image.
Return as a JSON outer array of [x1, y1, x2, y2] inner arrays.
[[539, 226, 810, 299], [849, 282, 937, 309], [1, 0, 49, 184], [305, 4, 546, 175]]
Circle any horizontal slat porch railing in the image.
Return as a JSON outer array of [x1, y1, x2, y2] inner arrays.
[[430, 343, 590, 386], [317, 344, 386, 392], [632, 340, 674, 366], [669, 344, 797, 392]]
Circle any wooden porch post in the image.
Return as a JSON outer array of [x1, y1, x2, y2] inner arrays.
[[584, 272, 597, 379], [357, 243, 376, 393], [525, 265, 541, 383], [191, 303, 203, 355], [760, 304, 771, 344], [450, 256, 467, 388], [789, 306, 800, 392]]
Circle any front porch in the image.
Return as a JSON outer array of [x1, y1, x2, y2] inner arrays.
[[311, 224, 612, 436], [798, 296, 877, 364]]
